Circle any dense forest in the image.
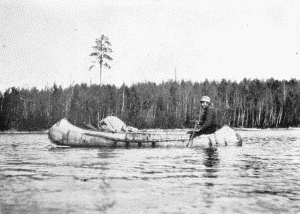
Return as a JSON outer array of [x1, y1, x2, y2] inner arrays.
[[0, 78, 299, 131]]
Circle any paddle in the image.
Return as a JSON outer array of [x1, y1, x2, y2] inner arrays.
[[186, 122, 199, 147], [186, 106, 204, 147]]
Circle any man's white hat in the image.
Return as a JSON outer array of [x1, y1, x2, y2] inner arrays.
[[200, 96, 211, 103]]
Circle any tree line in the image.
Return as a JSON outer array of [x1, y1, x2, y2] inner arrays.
[[0, 78, 299, 131]]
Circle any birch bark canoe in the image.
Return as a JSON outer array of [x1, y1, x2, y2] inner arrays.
[[48, 119, 242, 148]]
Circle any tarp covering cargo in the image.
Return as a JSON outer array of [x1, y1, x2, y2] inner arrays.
[[98, 116, 138, 132]]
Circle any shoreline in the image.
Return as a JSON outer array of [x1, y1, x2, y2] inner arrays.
[[1, 127, 300, 135], [233, 127, 300, 131], [0, 130, 48, 135]]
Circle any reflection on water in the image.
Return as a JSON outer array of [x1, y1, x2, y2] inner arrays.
[[202, 148, 219, 210], [1, 130, 300, 213], [203, 148, 219, 177]]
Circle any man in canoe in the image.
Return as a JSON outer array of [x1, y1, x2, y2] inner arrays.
[[186, 96, 219, 147]]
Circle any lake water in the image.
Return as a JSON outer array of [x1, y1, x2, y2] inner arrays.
[[0, 130, 300, 214]]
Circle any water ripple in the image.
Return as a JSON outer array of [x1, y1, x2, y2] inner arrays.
[[0, 131, 300, 213]]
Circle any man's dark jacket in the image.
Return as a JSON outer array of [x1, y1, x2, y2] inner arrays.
[[196, 106, 218, 135]]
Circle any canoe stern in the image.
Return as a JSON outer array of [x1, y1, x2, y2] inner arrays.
[[48, 119, 117, 147], [48, 119, 69, 146]]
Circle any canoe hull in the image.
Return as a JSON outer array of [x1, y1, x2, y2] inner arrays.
[[48, 119, 242, 148]]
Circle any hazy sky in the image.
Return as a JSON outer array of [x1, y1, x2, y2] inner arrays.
[[1, 0, 299, 92]]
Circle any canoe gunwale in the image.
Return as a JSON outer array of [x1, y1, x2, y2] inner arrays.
[[83, 132, 190, 143]]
